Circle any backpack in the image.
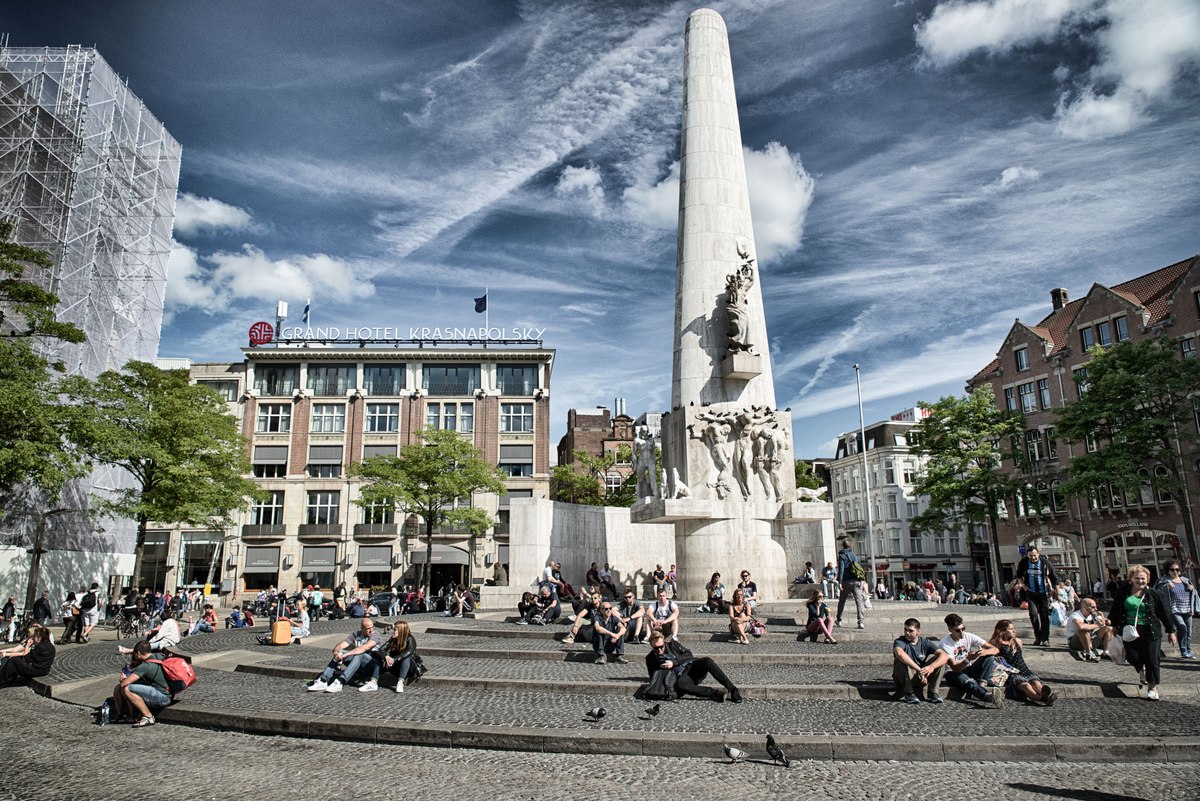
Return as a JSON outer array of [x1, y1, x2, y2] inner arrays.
[[148, 656, 197, 696], [849, 560, 866, 581], [80, 591, 97, 611], [644, 668, 678, 700]]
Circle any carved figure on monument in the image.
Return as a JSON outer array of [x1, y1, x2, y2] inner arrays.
[[688, 410, 734, 500], [731, 406, 774, 500], [724, 261, 756, 357], [671, 468, 691, 499], [755, 423, 791, 501], [634, 428, 659, 500], [797, 485, 827, 501]]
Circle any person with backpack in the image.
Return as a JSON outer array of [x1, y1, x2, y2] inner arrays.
[[835, 539, 867, 629], [644, 631, 742, 703], [79, 582, 101, 643], [109, 641, 172, 727]]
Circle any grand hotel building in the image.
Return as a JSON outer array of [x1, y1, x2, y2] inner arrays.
[[148, 336, 553, 600]]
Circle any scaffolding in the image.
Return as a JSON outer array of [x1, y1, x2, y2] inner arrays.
[[0, 45, 182, 553]]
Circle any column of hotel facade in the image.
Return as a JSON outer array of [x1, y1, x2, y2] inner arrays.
[[968, 254, 1200, 588], [146, 341, 553, 598]]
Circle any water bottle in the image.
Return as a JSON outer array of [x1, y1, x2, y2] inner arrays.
[[99, 699, 111, 726]]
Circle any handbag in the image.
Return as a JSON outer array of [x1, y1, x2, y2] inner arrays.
[[409, 653, 427, 682], [750, 620, 766, 637], [1121, 624, 1139, 642], [644, 668, 678, 700]]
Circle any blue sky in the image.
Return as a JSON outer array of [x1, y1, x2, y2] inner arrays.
[[8, 0, 1200, 456]]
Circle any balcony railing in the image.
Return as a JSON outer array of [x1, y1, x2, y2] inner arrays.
[[241, 524, 285, 539], [354, 522, 398, 538], [298, 523, 342, 539]]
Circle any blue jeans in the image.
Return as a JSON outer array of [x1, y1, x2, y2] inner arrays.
[[318, 652, 375, 685], [593, 630, 624, 657], [1171, 613, 1193, 656], [942, 655, 995, 699], [388, 600, 400, 616]]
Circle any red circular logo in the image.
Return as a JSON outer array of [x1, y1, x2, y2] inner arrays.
[[248, 322, 274, 346]]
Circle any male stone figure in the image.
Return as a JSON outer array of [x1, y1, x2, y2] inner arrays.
[[634, 427, 658, 500]]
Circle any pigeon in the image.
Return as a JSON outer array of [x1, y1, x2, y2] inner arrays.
[[585, 706, 606, 722], [766, 734, 790, 767], [644, 703, 661, 718], [723, 745, 749, 764]]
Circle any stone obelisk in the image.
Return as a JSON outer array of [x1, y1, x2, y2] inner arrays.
[[633, 8, 809, 602]]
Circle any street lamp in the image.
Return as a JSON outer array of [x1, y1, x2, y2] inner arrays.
[[853, 364, 878, 592]]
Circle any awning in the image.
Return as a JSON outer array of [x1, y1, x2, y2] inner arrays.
[[301, 546, 337, 569], [244, 546, 280, 573], [409, 544, 470, 565], [358, 545, 392, 568], [253, 445, 288, 464]]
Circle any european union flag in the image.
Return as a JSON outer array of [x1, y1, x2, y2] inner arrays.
[[474, 294, 487, 313]]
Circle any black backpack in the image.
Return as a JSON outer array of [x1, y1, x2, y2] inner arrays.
[[80, 591, 97, 611]]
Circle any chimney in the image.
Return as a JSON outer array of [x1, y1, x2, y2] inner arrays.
[[1050, 287, 1069, 311]]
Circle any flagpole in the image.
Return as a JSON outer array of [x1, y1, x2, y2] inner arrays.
[[485, 287, 489, 333]]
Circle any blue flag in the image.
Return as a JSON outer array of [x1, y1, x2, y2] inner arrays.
[[303, 298, 310, 324], [474, 294, 487, 313]]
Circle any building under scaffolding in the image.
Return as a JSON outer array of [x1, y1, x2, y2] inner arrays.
[[0, 43, 181, 554]]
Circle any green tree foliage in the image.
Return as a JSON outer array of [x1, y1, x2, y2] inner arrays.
[[794, 460, 824, 491], [351, 427, 506, 594], [1055, 337, 1200, 560], [550, 447, 636, 507], [65, 361, 261, 587], [911, 386, 1025, 592], [0, 220, 85, 344]]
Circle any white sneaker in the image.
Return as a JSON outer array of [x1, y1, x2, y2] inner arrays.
[[306, 679, 328, 692], [1147, 688, 1160, 701], [324, 680, 343, 693], [358, 679, 378, 692], [394, 681, 404, 693]]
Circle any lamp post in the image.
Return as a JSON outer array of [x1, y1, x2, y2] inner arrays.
[[853, 364, 878, 592]]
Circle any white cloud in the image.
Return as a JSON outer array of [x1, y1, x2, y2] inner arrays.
[[163, 241, 219, 321], [555, 165, 607, 216], [173, 192, 255, 237], [621, 143, 814, 262], [916, 0, 1200, 140], [985, 165, 1043, 192]]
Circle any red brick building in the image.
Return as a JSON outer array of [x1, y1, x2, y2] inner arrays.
[[556, 400, 635, 495]]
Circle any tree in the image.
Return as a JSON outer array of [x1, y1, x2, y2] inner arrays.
[[794, 460, 824, 491], [65, 361, 261, 589], [0, 220, 86, 344], [911, 386, 1026, 593], [351, 427, 506, 596], [1055, 337, 1200, 566], [550, 447, 637, 507]]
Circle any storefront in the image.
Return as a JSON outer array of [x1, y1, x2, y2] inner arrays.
[[356, 545, 394, 591], [299, 545, 337, 590], [243, 546, 281, 591], [178, 531, 223, 591], [1099, 528, 1179, 584], [408, 544, 470, 591]]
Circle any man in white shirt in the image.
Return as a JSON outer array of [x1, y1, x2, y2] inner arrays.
[[1065, 597, 1112, 661], [937, 613, 1002, 708]]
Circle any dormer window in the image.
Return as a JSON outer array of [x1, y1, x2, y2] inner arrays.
[[1096, 320, 1112, 347], [1014, 347, 1029, 371], [1113, 315, 1129, 342], [1080, 327, 1094, 350]]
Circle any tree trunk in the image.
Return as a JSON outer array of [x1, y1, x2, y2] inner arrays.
[[988, 514, 1004, 594], [130, 515, 149, 592]]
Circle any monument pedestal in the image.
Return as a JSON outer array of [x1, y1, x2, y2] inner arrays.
[[721, 353, 762, 380]]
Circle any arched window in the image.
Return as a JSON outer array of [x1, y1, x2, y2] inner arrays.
[[1154, 465, 1172, 502], [1050, 480, 1066, 512], [1036, 481, 1051, 515], [1137, 468, 1153, 505]]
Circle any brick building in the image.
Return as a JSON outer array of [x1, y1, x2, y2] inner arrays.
[[968, 254, 1200, 589], [556, 399, 635, 496]]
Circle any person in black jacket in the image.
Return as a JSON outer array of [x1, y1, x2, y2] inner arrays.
[[32, 592, 54, 627], [1109, 564, 1177, 701], [644, 632, 742, 703], [0, 624, 55, 687], [1016, 547, 1059, 647], [373, 619, 419, 693]]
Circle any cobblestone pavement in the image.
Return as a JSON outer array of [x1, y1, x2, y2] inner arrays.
[[2, 690, 1198, 801]]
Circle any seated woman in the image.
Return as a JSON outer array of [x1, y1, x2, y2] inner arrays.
[[445, 585, 474, 617], [804, 589, 837, 644], [701, 573, 726, 614], [728, 589, 752, 645], [516, 591, 538, 624], [563, 593, 603, 644], [118, 610, 181, 656], [0, 624, 55, 687], [289, 599, 312, 642], [186, 604, 218, 636], [988, 619, 1055, 706], [373, 620, 419, 693]]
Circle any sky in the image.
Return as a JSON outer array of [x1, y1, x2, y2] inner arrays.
[[6, 0, 1199, 457]]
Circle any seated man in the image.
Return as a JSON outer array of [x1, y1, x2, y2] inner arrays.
[[532, 585, 561, 625], [737, 571, 759, 611], [563, 593, 603, 644], [938, 613, 1002, 708], [305, 618, 383, 693], [110, 641, 171, 727], [1065, 597, 1112, 661], [590, 601, 628, 665], [617, 588, 646, 643], [0, 624, 55, 688], [892, 618, 948, 704], [118, 610, 181, 656], [225, 607, 247, 629], [647, 589, 680, 641], [348, 598, 367, 618], [644, 632, 742, 703]]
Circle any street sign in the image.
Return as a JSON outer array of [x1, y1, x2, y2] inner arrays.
[[1018, 545, 1027, 555]]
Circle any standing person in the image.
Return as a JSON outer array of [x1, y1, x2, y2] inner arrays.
[[373, 620, 419, 692], [804, 589, 836, 644], [1016, 546, 1058, 646], [892, 618, 946, 704], [60, 592, 81, 645], [387, 586, 400, 617], [32, 591, 53, 627], [1, 596, 15, 642], [821, 562, 838, 599], [651, 564, 668, 596], [988, 619, 1055, 706], [1155, 558, 1195, 660], [835, 539, 865, 629], [333, 581, 348, 618], [666, 564, 678, 597], [937, 613, 1003, 708], [78, 582, 101, 643], [1110, 564, 1177, 700], [727, 589, 752, 645], [0, 624, 55, 687]]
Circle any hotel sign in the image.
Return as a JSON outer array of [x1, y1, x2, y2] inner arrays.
[[252, 324, 547, 342]]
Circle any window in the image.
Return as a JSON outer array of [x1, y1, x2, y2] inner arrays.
[[1025, 429, 1043, 462], [908, 533, 923, 554], [252, 446, 287, 476], [1138, 468, 1154, 505], [422, 364, 480, 395], [1004, 387, 1016, 411], [1096, 320, 1112, 347], [889, 530, 902, 555], [425, 402, 474, 433], [496, 364, 538, 396], [1182, 338, 1196, 359], [310, 404, 345, 433], [253, 464, 286, 478], [363, 365, 404, 395], [198, 380, 239, 401], [949, 533, 962, 555], [307, 464, 343, 478], [1050, 480, 1066, 512], [1080, 327, 1094, 350], [886, 495, 898, 519], [499, 444, 534, 477], [1074, 367, 1089, 398], [1155, 465, 1172, 502], [1085, 433, 1098, 452], [1109, 483, 1124, 507], [604, 473, 624, 492], [254, 364, 299, 396], [501, 403, 534, 433], [907, 500, 919, 518], [362, 500, 394, 525], [1036, 481, 1051, 514], [1113, 315, 1129, 342], [256, 404, 291, 433], [365, 403, 399, 433], [1018, 382, 1037, 413], [1038, 378, 1051, 409], [884, 460, 895, 484], [933, 531, 946, 554], [902, 463, 916, 484], [307, 364, 356, 395], [1014, 347, 1029, 371], [252, 491, 285, 525], [306, 491, 340, 525], [500, 462, 533, 477], [1044, 427, 1058, 459]]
